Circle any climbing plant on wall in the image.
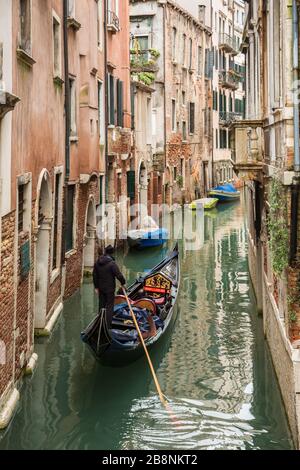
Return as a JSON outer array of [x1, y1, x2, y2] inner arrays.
[[267, 179, 289, 276]]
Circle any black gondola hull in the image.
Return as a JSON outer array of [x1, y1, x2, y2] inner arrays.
[[81, 244, 180, 367]]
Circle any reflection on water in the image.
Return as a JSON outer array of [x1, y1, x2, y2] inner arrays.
[[0, 198, 293, 450]]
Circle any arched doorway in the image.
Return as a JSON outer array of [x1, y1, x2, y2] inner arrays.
[[138, 161, 148, 220], [83, 198, 96, 273], [34, 171, 52, 329]]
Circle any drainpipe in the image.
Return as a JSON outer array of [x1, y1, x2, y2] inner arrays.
[[163, 3, 167, 205], [104, 0, 109, 205], [293, 0, 300, 173], [290, 0, 300, 264], [62, 0, 70, 262], [63, 0, 70, 181]]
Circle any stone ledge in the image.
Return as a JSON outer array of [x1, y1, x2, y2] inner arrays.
[[0, 388, 19, 430], [263, 273, 294, 360], [24, 353, 38, 376], [34, 302, 63, 337]]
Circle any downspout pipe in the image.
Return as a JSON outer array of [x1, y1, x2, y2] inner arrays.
[[290, 0, 300, 265], [163, 3, 167, 205], [63, 0, 70, 181], [292, 0, 300, 173], [62, 0, 70, 262], [104, 0, 109, 205]]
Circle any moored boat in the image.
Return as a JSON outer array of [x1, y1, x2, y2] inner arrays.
[[189, 198, 219, 211], [127, 216, 168, 249], [81, 244, 180, 366], [209, 183, 240, 202], [127, 227, 169, 249]]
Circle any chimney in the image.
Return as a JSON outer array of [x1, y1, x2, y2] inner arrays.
[[198, 5, 206, 24]]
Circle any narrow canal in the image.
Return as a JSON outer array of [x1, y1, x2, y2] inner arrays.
[[0, 199, 294, 450]]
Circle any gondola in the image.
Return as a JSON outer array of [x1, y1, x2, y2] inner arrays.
[[81, 244, 180, 367]]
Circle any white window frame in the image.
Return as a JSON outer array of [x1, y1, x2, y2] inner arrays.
[[52, 10, 62, 79], [19, 0, 32, 54]]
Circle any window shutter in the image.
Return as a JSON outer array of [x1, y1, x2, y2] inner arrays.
[[20, 241, 30, 280], [109, 74, 115, 125], [127, 171, 135, 200], [117, 79, 124, 127], [189, 102, 195, 134]]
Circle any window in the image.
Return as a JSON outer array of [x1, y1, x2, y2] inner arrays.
[[174, 166, 177, 180], [97, 0, 103, 48], [182, 121, 187, 141], [189, 38, 193, 69], [117, 173, 122, 201], [19, 0, 31, 53], [117, 79, 124, 127], [189, 102, 195, 134], [135, 36, 149, 62], [69, 77, 77, 136], [272, 0, 281, 107], [215, 129, 218, 149], [68, 0, 75, 17], [172, 99, 176, 132], [197, 46, 202, 75], [182, 90, 186, 106], [52, 173, 62, 270], [172, 27, 177, 62], [18, 182, 30, 233], [66, 185, 75, 252], [213, 90, 218, 111], [98, 81, 105, 144], [108, 74, 115, 125], [52, 14, 61, 78], [219, 129, 228, 149], [182, 34, 186, 66], [18, 184, 25, 233]]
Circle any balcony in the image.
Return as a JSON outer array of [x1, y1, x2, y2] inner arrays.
[[219, 111, 243, 127], [218, 70, 239, 90], [107, 10, 120, 34], [130, 48, 160, 74], [230, 120, 264, 182], [219, 33, 239, 56]]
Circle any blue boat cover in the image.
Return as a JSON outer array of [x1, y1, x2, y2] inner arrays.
[[213, 183, 238, 193], [113, 304, 164, 332], [141, 228, 169, 240]]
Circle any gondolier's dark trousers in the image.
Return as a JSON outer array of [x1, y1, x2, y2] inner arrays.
[[99, 291, 115, 329]]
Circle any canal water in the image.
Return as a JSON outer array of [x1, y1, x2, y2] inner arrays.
[[0, 199, 294, 450]]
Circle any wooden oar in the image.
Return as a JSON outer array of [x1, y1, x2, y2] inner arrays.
[[121, 288, 181, 426], [122, 287, 167, 406]]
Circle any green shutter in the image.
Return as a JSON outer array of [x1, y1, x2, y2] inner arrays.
[[117, 79, 124, 127], [20, 241, 30, 280], [127, 171, 135, 200]]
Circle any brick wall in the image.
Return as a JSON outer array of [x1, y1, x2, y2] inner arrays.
[[64, 179, 99, 299], [0, 213, 15, 397]]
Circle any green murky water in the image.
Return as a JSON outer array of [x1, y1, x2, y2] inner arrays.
[[0, 199, 293, 450]]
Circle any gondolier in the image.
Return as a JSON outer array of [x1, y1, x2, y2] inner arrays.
[[93, 245, 126, 328]]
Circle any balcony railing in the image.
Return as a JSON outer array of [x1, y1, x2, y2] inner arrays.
[[219, 33, 238, 55], [219, 111, 243, 126], [107, 10, 120, 33], [218, 70, 239, 90]]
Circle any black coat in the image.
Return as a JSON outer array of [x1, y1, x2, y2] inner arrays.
[[93, 255, 126, 293]]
